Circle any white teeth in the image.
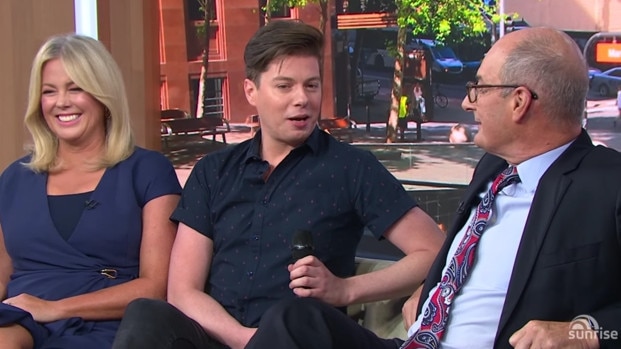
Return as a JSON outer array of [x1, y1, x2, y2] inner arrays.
[[58, 114, 79, 122]]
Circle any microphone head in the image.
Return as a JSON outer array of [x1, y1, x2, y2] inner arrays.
[[291, 229, 314, 262]]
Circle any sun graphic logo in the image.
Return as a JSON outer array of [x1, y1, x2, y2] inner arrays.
[[569, 314, 619, 341]]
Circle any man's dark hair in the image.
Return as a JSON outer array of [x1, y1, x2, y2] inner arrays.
[[244, 20, 323, 85]]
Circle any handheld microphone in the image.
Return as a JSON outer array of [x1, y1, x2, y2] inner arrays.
[[291, 229, 314, 262]]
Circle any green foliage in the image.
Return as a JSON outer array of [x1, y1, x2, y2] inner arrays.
[[265, 0, 306, 14], [196, 24, 206, 38], [195, 0, 211, 38], [264, 0, 329, 34], [395, 0, 498, 44], [196, 0, 210, 18], [264, 0, 329, 16]]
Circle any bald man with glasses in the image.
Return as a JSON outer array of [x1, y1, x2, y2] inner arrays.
[[245, 27, 621, 349]]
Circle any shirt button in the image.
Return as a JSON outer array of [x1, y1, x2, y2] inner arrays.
[[247, 271, 254, 277], [262, 200, 268, 205], [253, 235, 259, 241]]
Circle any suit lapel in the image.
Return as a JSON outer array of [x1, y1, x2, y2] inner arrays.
[[496, 131, 594, 338]]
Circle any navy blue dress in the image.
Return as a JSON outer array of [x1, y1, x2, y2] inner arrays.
[[0, 147, 181, 348]]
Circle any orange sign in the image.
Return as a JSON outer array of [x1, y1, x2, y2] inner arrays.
[[596, 42, 621, 63]]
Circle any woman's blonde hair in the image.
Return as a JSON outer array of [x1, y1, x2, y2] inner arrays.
[[24, 33, 134, 172]]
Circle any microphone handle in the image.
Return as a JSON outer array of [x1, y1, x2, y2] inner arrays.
[[291, 245, 313, 262]]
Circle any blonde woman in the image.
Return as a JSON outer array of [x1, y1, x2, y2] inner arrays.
[[0, 34, 181, 348]]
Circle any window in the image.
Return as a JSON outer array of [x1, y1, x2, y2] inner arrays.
[[186, 0, 222, 61], [270, 4, 291, 18], [186, 0, 217, 21], [337, 0, 397, 14], [189, 75, 225, 119], [260, 0, 292, 19], [186, 24, 219, 61]]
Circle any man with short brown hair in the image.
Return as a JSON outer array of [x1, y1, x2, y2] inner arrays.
[[112, 20, 444, 349]]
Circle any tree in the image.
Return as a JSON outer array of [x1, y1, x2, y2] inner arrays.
[[385, 0, 499, 143], [196, 0, 212, 118], [264, 0, 328, 34], [263, 0, 272, 23]]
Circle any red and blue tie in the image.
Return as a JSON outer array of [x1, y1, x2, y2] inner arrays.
[[401, 166, 520, 349]]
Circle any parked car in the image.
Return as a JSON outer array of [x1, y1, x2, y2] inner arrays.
[[354, 68, 380, 101], [588, 67, 601, 79], [588, 67, 601, 89], [590, 67, 621, 97], [365, 49, 387, 69], [414, 39, 464, 75], [364, 39, 464, 75], [461, 60, 482, 80]]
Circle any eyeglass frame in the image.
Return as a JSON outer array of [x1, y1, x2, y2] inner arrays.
[[465, 81, 539, 103]]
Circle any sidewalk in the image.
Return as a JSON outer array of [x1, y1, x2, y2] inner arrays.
[[165, 105, 621, 188], [165, 121, 482, 187]]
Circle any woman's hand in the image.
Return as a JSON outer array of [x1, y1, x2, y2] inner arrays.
[[4, 293, 62, 323]]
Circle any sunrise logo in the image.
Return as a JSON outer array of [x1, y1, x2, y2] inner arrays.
[[569, 314, 618, 341]]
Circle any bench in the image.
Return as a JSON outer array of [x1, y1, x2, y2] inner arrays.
[[348, 258, 411, 340], [245, 114, 260, 137], [161, 108, 191, 120], [161, 110, 230, 148], [318, 117, 357, 142]]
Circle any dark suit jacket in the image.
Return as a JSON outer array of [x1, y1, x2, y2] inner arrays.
[[418, 130, 621, 349]]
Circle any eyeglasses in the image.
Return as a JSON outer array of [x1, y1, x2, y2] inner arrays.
[[465, 81, 539, 103]]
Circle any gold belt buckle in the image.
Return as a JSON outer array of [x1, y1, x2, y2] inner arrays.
[[100, 268, 118, 279]]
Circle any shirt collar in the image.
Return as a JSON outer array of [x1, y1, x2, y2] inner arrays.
[[243, 126, 322, 163], [514, 141, 573, 193]]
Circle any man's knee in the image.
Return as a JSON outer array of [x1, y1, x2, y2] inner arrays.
[[250, 298, 338, 349], [266, 297, 317, 315], [113, 298, 182, 348], [262, 298, 328, 326], [122, 298, 175, 326]]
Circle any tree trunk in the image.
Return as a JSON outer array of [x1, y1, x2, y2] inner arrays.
[[264, 0, 271, 23], [197, 0, 212, 118], [386, 26, 407, 143], [318, 0, 327, 35]]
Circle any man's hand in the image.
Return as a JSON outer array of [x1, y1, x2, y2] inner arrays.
[[509, 320, 599, 349], [288, 256, 349, 307], [3, 293, 62, 323], [402, 284, 424, 330]]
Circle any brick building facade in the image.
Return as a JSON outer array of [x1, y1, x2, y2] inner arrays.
[[159, 0, 336, 123]]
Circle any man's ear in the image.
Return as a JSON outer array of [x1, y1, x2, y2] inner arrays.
[[511, 87, 534, 123], [244, 79, 257, 107]]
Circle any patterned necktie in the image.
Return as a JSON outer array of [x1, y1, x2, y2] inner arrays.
[[401, 166, 520, 349]]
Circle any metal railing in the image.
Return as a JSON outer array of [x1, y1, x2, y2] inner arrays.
[[200, 96, 224, 119], [399, 179, 468, 189]]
